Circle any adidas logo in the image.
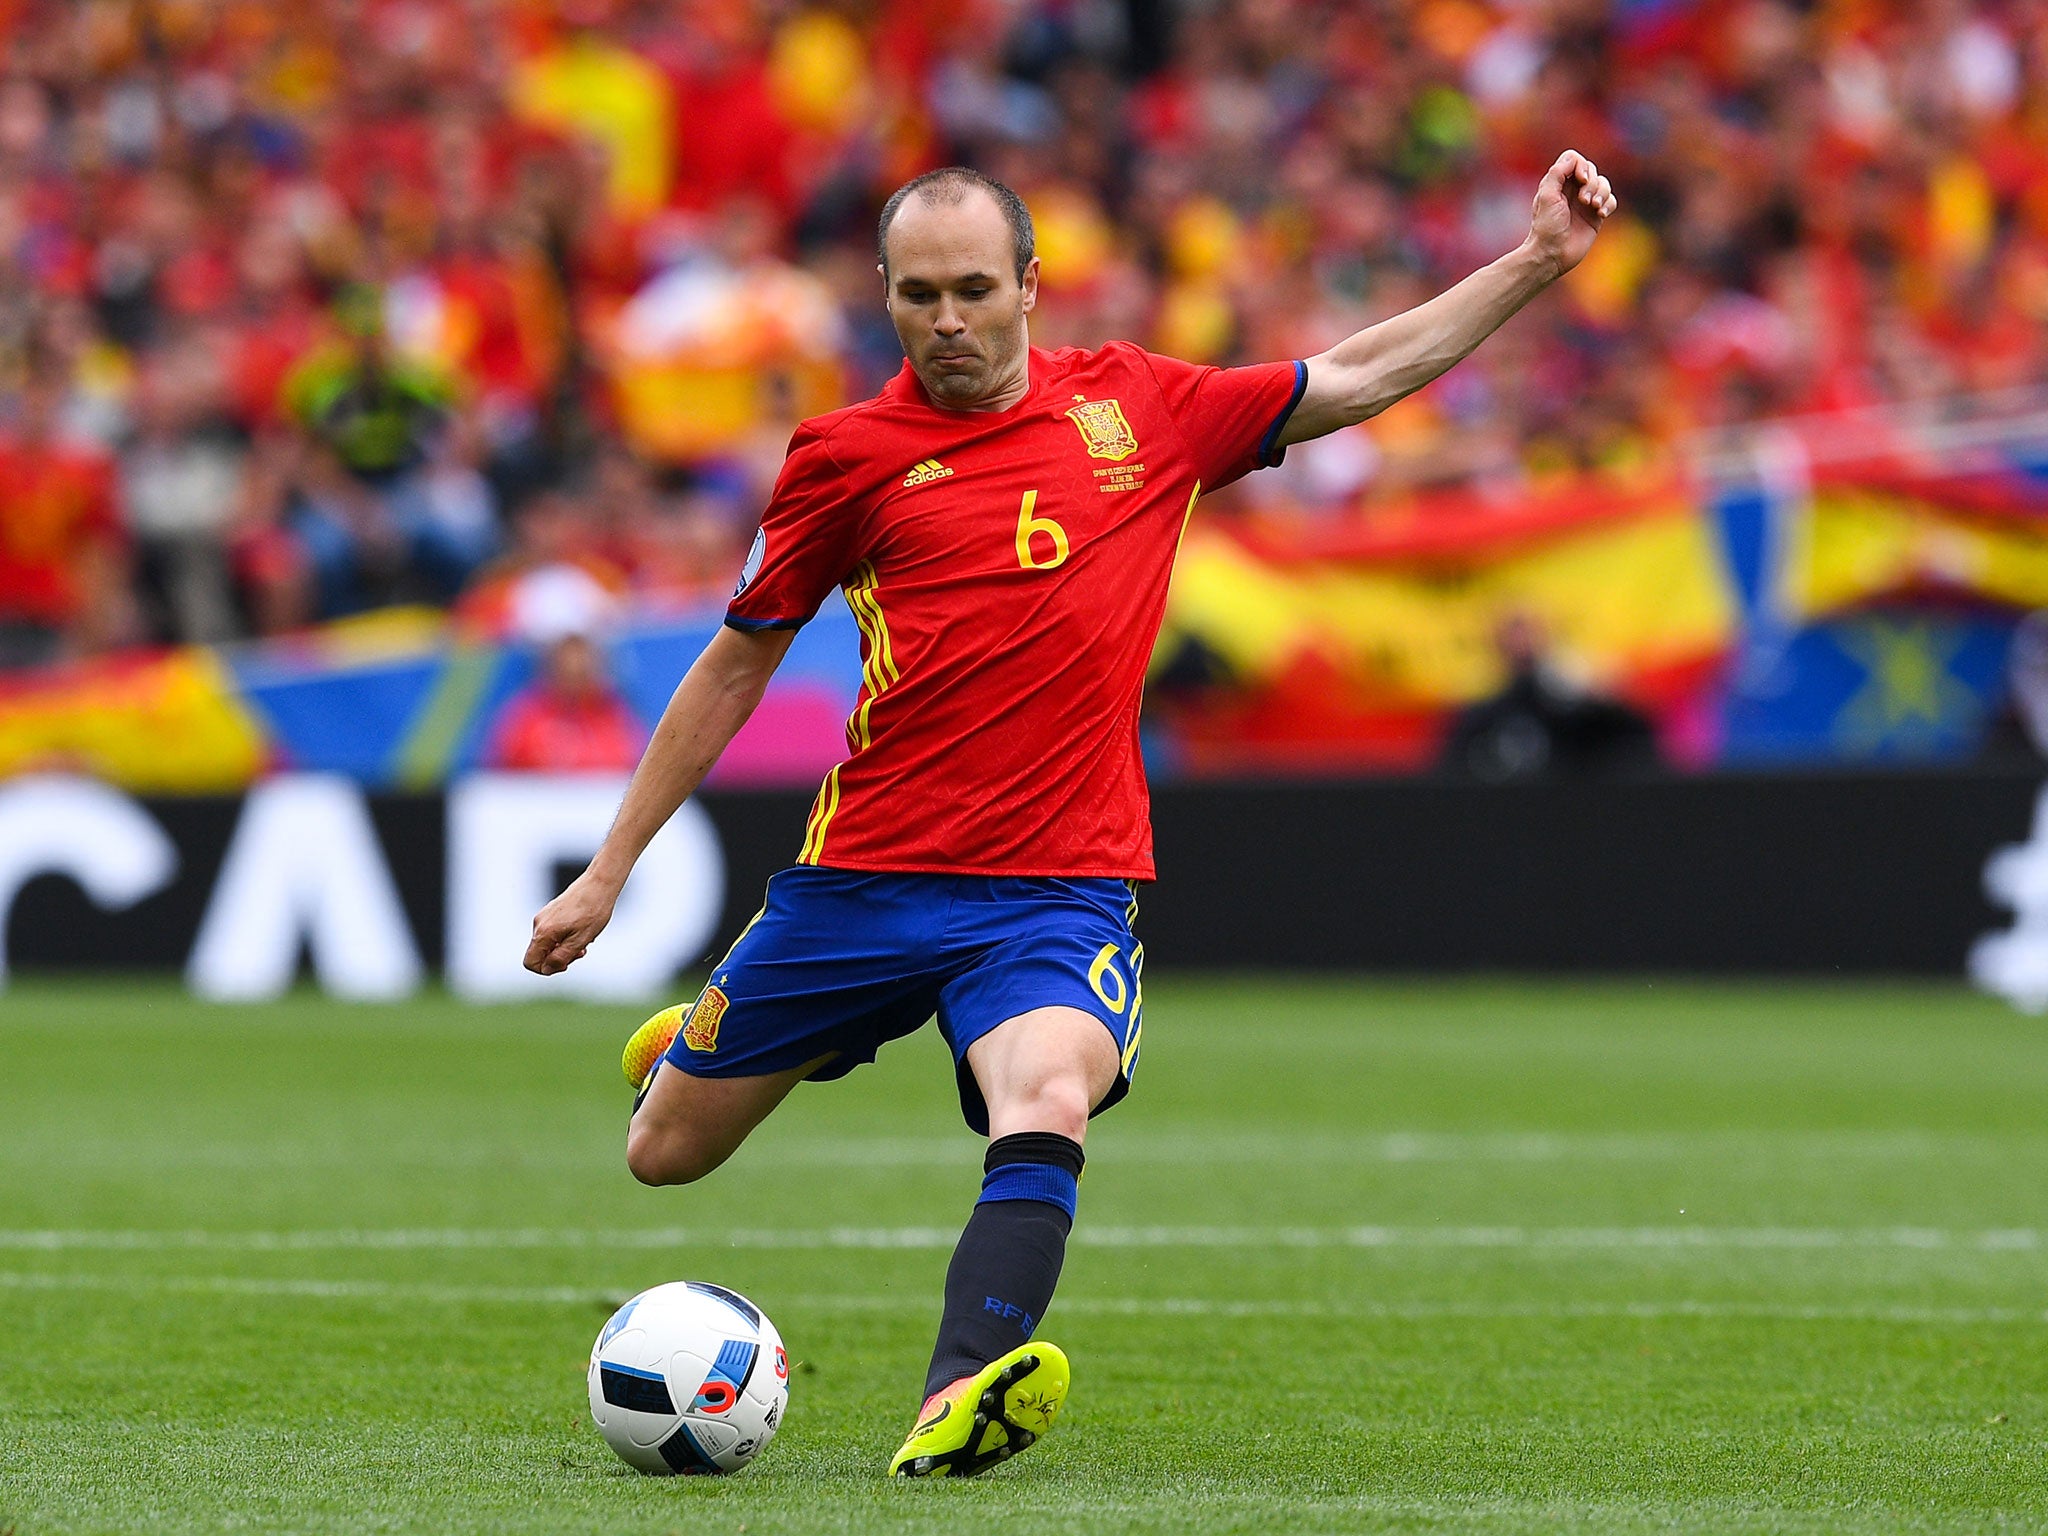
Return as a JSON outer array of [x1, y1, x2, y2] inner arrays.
[[903, 458, 955, 487]]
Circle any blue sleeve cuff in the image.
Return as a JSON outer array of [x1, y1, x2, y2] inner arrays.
[[724, 613, 807, 633], [1255, 359, 1309, 468]]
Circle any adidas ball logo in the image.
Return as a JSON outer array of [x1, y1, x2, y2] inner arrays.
[[903, 458, 955, 487]]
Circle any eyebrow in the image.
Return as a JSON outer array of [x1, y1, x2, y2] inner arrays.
[[895, 271, 999, 288]]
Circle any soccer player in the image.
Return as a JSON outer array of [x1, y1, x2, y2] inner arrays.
[[527, 152, 1616, 1476]]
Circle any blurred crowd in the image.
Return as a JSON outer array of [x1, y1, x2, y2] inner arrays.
[[0, 0, 2043, 671]]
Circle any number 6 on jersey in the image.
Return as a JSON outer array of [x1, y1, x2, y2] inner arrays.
[[1015, 490, 1068, 571]]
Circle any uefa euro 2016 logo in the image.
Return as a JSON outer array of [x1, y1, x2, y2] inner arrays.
[[734, 529, 765, 597]]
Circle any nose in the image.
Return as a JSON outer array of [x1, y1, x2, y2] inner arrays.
[[932, 297, 967, 337]]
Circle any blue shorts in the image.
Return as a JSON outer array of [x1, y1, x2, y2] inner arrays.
[[658, 867, 1145, 1134]]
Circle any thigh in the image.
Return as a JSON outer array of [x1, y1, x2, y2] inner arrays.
[[936, 878, 1145, 1135], [660, 866, 949, 1086], [963, 1005, 1123, 1143], [629, 1048, 833, 1182]]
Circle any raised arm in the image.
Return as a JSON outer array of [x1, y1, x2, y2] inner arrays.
[[524, 623, 795, 976], [1278, 150, 1617, 447]]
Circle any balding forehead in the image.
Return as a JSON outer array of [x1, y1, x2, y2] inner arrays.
[[900, 176, 1000, 215], [883, 188, 1015, 278]]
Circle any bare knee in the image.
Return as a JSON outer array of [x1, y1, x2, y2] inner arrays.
[[621, 1056, 820, 1187], [970, 1005, 1121, 1143], [992, 1073, 1093, 1142], [625, 1115, 727, 1187]]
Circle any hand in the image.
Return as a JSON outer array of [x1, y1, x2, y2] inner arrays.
[[1525, 150, 1617, 279], [524, 868, 622, 976]]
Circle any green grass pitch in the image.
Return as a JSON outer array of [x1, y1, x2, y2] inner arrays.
[[3, 976, 2046, 1534]]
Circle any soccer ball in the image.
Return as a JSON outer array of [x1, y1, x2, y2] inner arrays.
[[587, 1281, 789, 1475]]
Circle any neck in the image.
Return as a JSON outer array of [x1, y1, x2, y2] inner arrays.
[[924, 345, 1031, 414]]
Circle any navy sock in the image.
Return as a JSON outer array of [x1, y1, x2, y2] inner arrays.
[[923, 1131, 1084, 1400]]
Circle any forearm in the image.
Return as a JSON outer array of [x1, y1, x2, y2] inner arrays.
[[525, 624, 790, 977], [1282, 241, 1557, 444], [585, 629, 785, 888]]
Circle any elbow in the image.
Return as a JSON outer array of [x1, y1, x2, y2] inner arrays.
[[713, 661, 774, 706], [1351, 369, 1433, 424], [701, 625, 791, 705], [1324, 392, 1394, 436], [1308, 355, 1397, 432], [699, 646, 775, 703]]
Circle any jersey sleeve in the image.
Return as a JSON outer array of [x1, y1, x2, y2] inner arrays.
[[1142, 350, 1308, 490], [725, 421, 860, 631]]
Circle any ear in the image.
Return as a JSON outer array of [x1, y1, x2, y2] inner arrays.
[[877, 262, 890, 310], [1019, 256, 1040, 314]]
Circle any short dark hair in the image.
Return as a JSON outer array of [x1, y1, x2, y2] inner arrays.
[[877, 167, 1035, 282]]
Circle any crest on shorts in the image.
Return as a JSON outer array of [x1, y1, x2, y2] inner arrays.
[[682, 986, 729, 1052], [1065, 397, 1138, 462]]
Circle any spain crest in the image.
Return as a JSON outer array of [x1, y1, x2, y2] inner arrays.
[[1065, 397, 1139, 462], [682, 986, 729, 1052]]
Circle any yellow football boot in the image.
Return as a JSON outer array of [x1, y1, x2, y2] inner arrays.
[[621, 1004, 685, 1092], [888, 1342, 1069, 1478]]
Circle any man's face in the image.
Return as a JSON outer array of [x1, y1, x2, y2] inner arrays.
[[546, 633, 605, 697], [881, 190, 1038, 408]]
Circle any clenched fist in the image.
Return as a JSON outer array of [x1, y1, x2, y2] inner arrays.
[[1527, 149, 1617, 278], [525, 868, 622, 976]]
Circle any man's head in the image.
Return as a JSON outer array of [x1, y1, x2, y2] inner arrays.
[[877, 168, 1038, 409], [13, 367, 61, 443], [543, 631, 607, 700]]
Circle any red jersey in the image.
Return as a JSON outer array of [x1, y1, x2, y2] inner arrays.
[[726, 342, 1305, 878], [0, 439, 121, 628], [487, 685, 647, 774]]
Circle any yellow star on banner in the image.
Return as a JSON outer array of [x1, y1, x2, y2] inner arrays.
[[1834, 617, 1974, 752]]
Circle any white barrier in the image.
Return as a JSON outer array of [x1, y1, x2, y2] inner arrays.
[[0, 776, 178, 985], [445, 774, 723, 1002], [187, 776, 424, 1001], [1970, 781, 2048, 1013], [0, 773, 727, 1002]]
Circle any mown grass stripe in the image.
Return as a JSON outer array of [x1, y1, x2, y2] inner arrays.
[[14, 1128, 2042, 1171], [3, 1272, 2042, 1326], [3, 1226, 2044, 1252]]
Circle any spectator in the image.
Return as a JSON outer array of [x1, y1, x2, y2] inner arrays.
[[287, 442, 414, 619], [224, 431, 315, 639], [456, 485, 627, 638], [1440, 612, 1660, 780], [0, 369, 132, 668], [484, 564, 646, 773], [0, 0, 2040, 665], [121, 334, 246, 644], [283, 291, 454, 488], [384, 411, 502, 603]]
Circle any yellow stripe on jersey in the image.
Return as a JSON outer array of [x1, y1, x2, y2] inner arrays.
[[842, 563, 901, 752], [798, 764, 842, 865], [845, 569, 880, 695], [844, 571, 876, 747], [804, 566, 895, 861], [1175, 480, 1203, 552], [847, 562, 900, 686]]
